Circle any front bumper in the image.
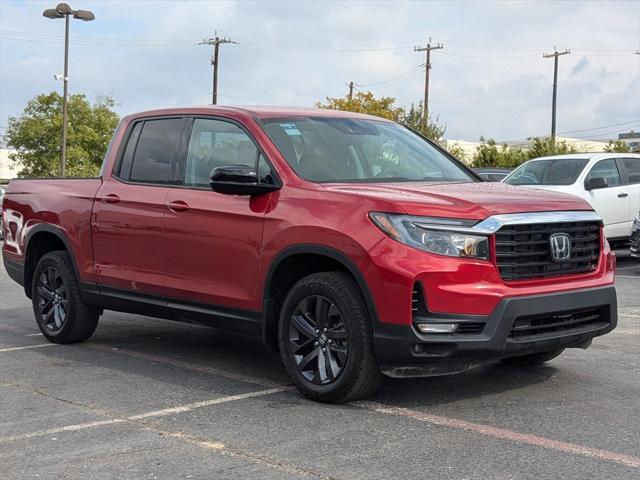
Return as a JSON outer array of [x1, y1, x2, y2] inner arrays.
[[373, 285, 617, 377]]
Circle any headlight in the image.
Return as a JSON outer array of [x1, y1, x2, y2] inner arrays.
[[370, 212, 490, 260]]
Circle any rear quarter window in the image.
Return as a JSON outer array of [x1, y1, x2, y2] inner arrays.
[[128, 118, 184, 184]]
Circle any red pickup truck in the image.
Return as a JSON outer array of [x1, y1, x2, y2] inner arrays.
[[2, 106, 618, 402]]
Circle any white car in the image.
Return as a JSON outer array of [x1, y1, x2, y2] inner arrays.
[[504, 153, 640, 242]]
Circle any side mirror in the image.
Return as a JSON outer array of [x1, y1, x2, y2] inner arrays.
[[585, 177, 608, 191], [209, 165, 280, 196]]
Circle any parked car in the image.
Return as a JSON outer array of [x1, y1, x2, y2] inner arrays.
[[0, 185, 5, 240], [630, 209, 640, 259], [473, 167, 512, 182], [2, 106, 618, 403], [504, 153, 640, 244]]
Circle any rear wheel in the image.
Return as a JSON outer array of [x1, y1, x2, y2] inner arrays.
[[500, 348, 565, 366], [278, 272, 381, 403], [32, 251, 99, 344]]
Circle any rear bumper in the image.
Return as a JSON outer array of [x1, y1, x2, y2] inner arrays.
[[373, 285, 617, 377], [2, 255, 24, 287]]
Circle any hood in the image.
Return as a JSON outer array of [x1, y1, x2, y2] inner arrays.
[[323, 181, 592, 220]]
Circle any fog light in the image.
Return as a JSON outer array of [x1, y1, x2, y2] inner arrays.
[[416, 323, 458, 334]]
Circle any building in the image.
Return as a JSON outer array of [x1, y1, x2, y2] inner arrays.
[[618, 130, 640, 152], [0, 148, 19, 183]]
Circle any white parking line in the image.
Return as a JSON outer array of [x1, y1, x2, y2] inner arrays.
[[0, 386, 288, 444], [358, 402, 640, 469], [0, 343, 56, 353], [24, 333, 42, 337]]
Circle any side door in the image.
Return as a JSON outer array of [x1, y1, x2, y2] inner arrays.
[[161, 117, 279, 314], [618, 157, 640, 235], [92, 116, 186, 295], [583, 158, 629, 239]]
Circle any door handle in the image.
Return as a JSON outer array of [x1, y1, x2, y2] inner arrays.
[[167, 200, 189, 212], [618, 192, 628, 198], [103, 194, 120, 204]]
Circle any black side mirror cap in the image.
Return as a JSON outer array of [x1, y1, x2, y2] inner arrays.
[[585, 177, 608, 191], [209, 165, 281, 196]]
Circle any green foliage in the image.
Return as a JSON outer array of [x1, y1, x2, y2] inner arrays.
[[400, 102, 446, 143], [5, 92, 119, 177], [604, 140, 631, 153], [316, 91, 403, 121], [316, 92, 446, 142], [472, 136, 579, 168], [445, 143, 467, 162], [526, 136, 577, 159], [472, 137, 528, 168]]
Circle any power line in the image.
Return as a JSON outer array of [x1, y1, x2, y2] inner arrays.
[[197, 34, 236, 105], [558, 119, 640, 135]]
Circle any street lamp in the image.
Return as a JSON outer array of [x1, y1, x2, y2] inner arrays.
[[43, 3, 95, 177]]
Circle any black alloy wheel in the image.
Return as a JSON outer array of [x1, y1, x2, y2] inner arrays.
[[31, 251, 100, 344], [289, 295, 349, 385], [36, 266, 68, 332]]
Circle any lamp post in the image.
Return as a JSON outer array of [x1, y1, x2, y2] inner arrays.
[[43, 3, 94, 177]]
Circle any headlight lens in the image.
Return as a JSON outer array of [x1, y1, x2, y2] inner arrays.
[[370, 212, 490, 260]]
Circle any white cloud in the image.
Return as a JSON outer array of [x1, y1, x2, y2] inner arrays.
[[1, 0, 638, 141]]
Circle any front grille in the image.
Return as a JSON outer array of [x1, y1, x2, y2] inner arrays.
[[495, 221, 600, 281], [509, 306, 608, 339]]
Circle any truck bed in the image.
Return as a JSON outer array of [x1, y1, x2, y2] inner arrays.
[[2, 178, 103, 284]]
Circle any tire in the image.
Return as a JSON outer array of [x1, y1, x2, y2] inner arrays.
[[278, 271, 381, 403], [31, 251, 99, 344], [500, 348, 565, 367]]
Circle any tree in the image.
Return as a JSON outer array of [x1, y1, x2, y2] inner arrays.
[[472, 137, 528, 168], [316, 91, 403, 121], [5, 92, 119, 177], [445, 143, 467, 163], [316, 91, 446, 142], [526, 136, 577, 159], [604, 140, 631, 153], [400, 102, 446, 143]]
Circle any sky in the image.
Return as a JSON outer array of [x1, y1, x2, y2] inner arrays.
[[1, 0, 639, 143]]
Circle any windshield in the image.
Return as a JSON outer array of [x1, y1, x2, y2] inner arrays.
[[261, 117, 475, 183], [504, 159, 589, 185]]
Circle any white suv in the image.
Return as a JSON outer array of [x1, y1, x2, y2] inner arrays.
[[504, 153, 640, 241]]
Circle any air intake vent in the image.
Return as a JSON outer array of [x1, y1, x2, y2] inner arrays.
[[412, 282, 429, 316], [509, 306, 608, 339]]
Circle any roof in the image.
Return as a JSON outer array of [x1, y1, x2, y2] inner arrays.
[[527, 152, 640, 162], [125, 105, 393, 122]]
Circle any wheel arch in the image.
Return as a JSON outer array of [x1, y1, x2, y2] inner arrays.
[[261, 244, 379, 351], [23, 225, 80, 299]]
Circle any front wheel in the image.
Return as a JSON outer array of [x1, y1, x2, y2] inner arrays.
[[278, 272, 381, 403], [32, 251, 99, 344]]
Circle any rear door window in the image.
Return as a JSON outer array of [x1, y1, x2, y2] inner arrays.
[[622, 158, 640, 184], [128, 118, 185, 184]]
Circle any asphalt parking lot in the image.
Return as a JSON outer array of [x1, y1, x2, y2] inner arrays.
[[1, 251, 638, 480]]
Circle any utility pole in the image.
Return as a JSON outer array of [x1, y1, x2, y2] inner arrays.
[[543, 48, 570, 140], [414, 39, 443, 124], [347, 81, 359, 100], [198, 34, 236, 105]]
